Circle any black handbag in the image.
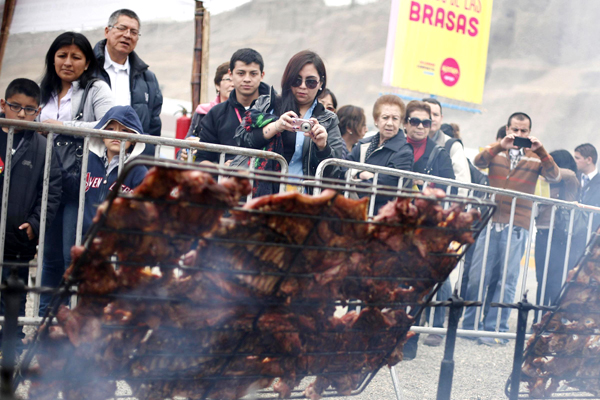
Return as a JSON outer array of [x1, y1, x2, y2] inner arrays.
[[53, 79, 97, 199]]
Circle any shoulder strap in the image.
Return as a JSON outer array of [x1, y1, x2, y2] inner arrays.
[[74, 78, 99, 121], [424, 145, 443, 175], [444, 137, 462, 153]]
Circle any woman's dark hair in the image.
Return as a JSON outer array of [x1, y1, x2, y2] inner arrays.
[[40, 32, 98, 105], [550, 150, 577, 173], [318, 88, 337, 110], [440, 123, 455, 138], [337, 105, 365, 138], [279, 50, 326, 115]]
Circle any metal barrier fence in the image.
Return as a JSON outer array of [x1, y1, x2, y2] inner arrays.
[[315, 158, 600, 340], [3, 121, 600, 342], [0, 119, 288, 324]]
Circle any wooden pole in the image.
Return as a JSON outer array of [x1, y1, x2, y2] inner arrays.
[[0, 0, 17, 78], [200, 9, 210, 105], [191, 1, 209, 111]]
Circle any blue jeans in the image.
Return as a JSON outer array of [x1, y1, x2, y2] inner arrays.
[[462, 225, 528, 332], [39, 200, 77, 316]]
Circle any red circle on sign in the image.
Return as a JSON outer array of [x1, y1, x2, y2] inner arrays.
[[440, 58, 460, 87]]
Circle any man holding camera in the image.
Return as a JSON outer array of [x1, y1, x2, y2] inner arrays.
[[462, 112, 560, 345]]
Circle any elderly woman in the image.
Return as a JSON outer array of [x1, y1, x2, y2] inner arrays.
[[347, 94, 413, 212]]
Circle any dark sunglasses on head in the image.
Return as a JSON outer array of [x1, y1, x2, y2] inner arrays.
[[407, 117, 432, 128], [291, 77, 320, 89]]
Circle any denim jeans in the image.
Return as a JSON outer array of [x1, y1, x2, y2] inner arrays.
[[39, 200, 77, 316], [462, 225, 528, 332]]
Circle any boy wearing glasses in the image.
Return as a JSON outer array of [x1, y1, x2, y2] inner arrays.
[[0, 78, 62, 350], [94, 9, 162, 155]]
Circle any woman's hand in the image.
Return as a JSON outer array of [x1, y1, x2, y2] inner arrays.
[[358, 171, 375, 180], [306, 118, 328, 151], [277, 111, 299, 132], [263, 111, 298, 140], [42, 119, 64, 126], [39, 119, 64, 136], [180, 136, 200, 161]]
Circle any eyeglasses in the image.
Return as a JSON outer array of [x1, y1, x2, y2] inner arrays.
[[109, 24, 141, 38], [291, 77, 320, 89], [5, 102, 38, 116], [220, 78, 232, 83], [407, 117, 432, 128]]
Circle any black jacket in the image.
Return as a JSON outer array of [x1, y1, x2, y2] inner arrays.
[[347, 131, 414, 212], [580, 173, 600, 231], [413, 137, 455, 191], [93, 40, 163, 139], [197, 83, 275, 163], [234, 93, 344, 178], [0, 126, 62, 259]]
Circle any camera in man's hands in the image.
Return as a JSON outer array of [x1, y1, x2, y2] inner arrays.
[[513, 137, 532, 148], [291, 118, 315, 133]]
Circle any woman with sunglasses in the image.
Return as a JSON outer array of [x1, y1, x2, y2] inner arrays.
[[403, 100, 455, 350], [234, 50, 344, 195], [404, 100, 454, 188], [346, 95, 413, 211], [38, 31, 114, 315]]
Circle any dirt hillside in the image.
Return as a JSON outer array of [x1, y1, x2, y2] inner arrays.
[[1, 0, 598, 150]]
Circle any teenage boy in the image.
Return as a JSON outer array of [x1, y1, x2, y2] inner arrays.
[[0, 78, 62, 349], [194, 48, 276, 164]]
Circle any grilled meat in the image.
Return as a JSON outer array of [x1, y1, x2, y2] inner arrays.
[[28, 170, 481, 400]]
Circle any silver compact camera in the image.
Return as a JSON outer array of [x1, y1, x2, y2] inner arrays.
[[291, 118, 315, 133]]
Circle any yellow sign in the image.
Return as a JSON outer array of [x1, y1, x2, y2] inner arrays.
[[383, 0, 494, 104]]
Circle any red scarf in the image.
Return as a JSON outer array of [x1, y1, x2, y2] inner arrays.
[[407, 136, 427, 162]]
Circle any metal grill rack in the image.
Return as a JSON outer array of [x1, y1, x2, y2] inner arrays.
[[504, 230, 600, 399], [2, 157, 495, 400]]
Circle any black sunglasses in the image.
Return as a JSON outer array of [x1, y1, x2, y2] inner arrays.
[[407, 117, 432, 128], [291, 77, 320, 89]]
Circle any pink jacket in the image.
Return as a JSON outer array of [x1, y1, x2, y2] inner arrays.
[[195, 96, 221, 115]]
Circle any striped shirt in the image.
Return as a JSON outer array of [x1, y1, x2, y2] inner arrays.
[[474, 143, 561, 229]]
